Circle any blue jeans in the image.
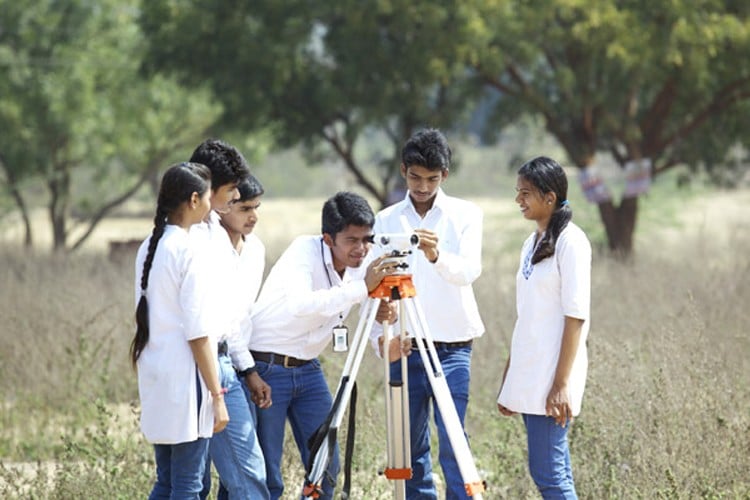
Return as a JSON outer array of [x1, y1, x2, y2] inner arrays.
[[255, 358, 339, 500], [390, 344, 472, 500], [522, 414, 578, 499], [150, 438, 209, 499], [202, 354, 270, 499]]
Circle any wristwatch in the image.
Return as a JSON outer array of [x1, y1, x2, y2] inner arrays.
[[237, 365, 257, 378]]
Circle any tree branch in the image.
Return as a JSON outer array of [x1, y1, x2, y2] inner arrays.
[[640, 76, 679, 150], [68, 156, 165, 252], [653, 78, 750, 155], [320, 125, 383, 202]]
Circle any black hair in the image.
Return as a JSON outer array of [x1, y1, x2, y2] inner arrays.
[[321, 191, 375, 237], [189, 138, 250, 189], [518, 156, 572, 264], [130, 162, 211, 367], [236, 174, 264, 202], [401, 128, 452, 172]]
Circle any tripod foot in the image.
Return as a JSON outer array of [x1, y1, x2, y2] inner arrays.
[[464, 479, 486, 497], [302, 482, 322, 499]]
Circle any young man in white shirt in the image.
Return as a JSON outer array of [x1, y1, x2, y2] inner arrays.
[[372, 128, 485, 500], [217, 174, 269, 394], [249, 192, 394, 500], [189, 139, 270, 499], [215, 174, 273, 498]]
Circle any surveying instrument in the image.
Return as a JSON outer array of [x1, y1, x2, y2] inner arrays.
[[303, 232, 485, 499]]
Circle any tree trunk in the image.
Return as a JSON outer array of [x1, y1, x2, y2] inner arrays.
[[597, 195, 639, 257], [148, 167, 160, 198], [596, 200, 619, 252], [617, 196, 638, 255], [49, 197, 67, 252], [48, 168, 71, 252], [9, 185, 33, 247]]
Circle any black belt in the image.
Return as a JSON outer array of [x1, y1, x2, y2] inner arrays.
[[218, 341, 228, 355], [410, 338, 473, 350], [250, 350, 312, 368]]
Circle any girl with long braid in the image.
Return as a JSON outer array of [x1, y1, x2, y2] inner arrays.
[[497, 156, 592, 499], [131, 162, 229, 499]]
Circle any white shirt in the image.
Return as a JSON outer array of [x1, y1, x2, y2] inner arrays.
[[369, 189, 485, 347], [190, 211, 256, 370], [134, 225, 218, 444], [249, 235, 369, 359], [231, 233, 266, 352], [497, 223, 592, 416]]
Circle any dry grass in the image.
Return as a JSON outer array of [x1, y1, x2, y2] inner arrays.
[[1, 190, 749, 498]]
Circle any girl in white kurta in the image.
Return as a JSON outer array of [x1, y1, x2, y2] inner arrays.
[[131, 162, 229, 499], [497, 156, 591, 500]]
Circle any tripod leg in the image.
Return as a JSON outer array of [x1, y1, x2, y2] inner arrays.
[[304, 297, 381, 498], [403, 298, 485, 499], [382, 298, 411, 500]]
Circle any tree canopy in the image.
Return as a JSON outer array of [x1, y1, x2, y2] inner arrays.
[[2, 0, 747, 253], [141, 0, 749, 253], [141, 0, 483, 204], [0, 0, 220, 251], [465, 0, 750, 251]]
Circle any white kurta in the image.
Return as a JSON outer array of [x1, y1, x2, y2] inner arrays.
[[134, 225, 218, 444], [498, 223, 592, 416]]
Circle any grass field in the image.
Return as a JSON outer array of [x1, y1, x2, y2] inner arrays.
[[1, 181, 749, 498]]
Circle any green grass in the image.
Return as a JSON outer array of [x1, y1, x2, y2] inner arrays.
[[1, 183, 749, 498]]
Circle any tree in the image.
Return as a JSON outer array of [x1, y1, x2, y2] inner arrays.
[[470, 0, 750, 254], [140, 0, 749, 255], [140, 0, 480, 206], [0, 0, 220, 251]]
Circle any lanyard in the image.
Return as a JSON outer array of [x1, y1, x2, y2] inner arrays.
[[320, 238, 344, 324]]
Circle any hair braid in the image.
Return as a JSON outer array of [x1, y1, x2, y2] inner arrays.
[[531, 204, 572, 264], [129, 162, 211, 368], [130, 207, 168, 367]]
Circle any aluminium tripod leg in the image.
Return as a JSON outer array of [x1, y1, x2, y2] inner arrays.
[[303, 296, 381, 498], [382, 298, 411, 500], [403, 297, 485, 499]]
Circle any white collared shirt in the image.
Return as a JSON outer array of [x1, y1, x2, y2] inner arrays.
[[370, 189, 485, 346], [249, 235, 369, 359], [232, 233, 265, 351], [134, 224, 218, 444], [497, 223, 592, 416], [189, 211, 256, 371]]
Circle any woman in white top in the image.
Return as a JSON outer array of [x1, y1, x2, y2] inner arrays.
[[497, 156, 592, 499], [131, 162, 229, 499]]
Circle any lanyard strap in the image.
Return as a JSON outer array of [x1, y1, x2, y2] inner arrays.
[[320, 239, 344, 322]]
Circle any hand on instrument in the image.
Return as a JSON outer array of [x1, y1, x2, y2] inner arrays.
[[365, 255, 399, 292], [414, 228, 439, 263], [375, 300, 398, 324], [378, 335, 412, 362]]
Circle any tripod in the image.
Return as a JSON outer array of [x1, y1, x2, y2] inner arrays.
[[303, 274, 485, 499]]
